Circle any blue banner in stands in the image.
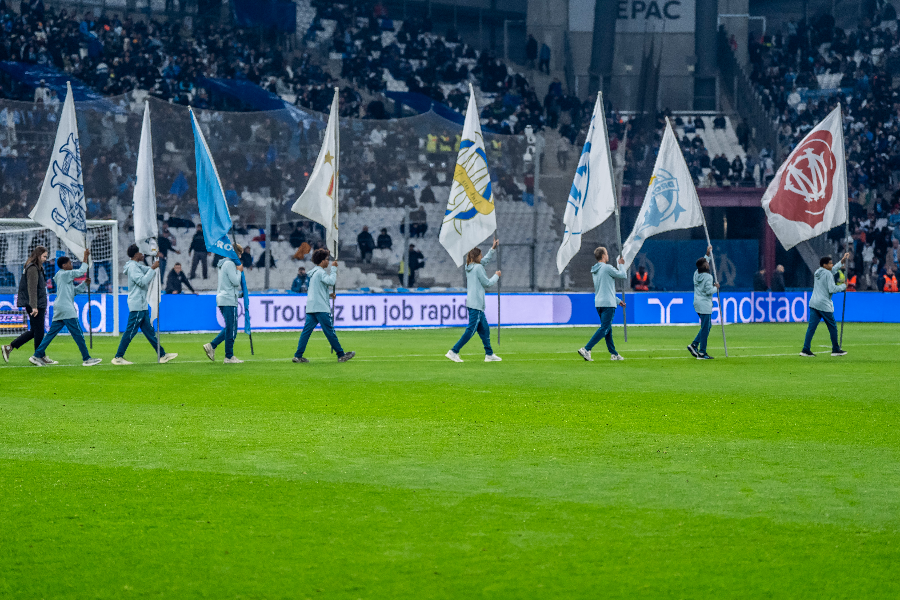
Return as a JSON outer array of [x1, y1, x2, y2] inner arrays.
[[232, 0, 296, 32]]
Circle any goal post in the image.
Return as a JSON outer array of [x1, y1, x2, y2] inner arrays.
[[0, 218, 120, 336]]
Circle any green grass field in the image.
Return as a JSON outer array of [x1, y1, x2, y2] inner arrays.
[[1, 323, 898, 598]]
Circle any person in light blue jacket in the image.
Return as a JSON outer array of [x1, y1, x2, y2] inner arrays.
[[112, 244, 177, 365], [203, 243, 245, 364], [688, 247, 718, 360], [577, 246, 627, 362], [446, 239, 502, 363], [801, 252, 850, 357], [30, 250, 102, 367], [293, 248, 355, 363]]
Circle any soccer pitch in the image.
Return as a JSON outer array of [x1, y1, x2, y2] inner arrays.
[[1, 324, 898, 598]]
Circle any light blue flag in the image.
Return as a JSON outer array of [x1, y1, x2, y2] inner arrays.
[[190, 109, 251, 335]]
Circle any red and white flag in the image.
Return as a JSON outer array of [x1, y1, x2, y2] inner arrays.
[[761, 106, 847, 250]]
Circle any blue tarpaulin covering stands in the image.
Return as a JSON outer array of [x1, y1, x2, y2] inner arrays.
[[198, 77, 318, 125], [0, 61, 114, 107], [232, 0, 296, 32], [385, 91, 466, 126]]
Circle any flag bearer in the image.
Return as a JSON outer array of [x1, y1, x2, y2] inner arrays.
[[29, 250, 101, 367], [688, 246, 718, 360], [292, 248, 355, 363], [577, 246, 626, 362], [800, 253, 850, 357], [111, 244, 177, 365], [445, 239, 502, 363], [203, 243, 245, 364]]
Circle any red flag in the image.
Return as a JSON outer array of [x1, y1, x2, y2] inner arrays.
[[761, 106, 848, 250]]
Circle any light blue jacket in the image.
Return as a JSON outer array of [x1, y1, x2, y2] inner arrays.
[[810, 261, 845, 312], [306, 265, 337, 314], [693, 255, 715, 314], [465, 248, 498, 311], [216, 260, 243, 307], [592, 262, 626, 308], [124, 260, 157, 312], [51, 263, 88, 322]]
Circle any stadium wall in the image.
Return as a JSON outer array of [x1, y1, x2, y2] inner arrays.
[[2, 293, 898, 333]]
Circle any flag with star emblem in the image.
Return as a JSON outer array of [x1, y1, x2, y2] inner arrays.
[[292, 88, 340, 258]]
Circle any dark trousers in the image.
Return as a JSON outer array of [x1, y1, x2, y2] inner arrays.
[[296, 312, 344, 357], [116, 310, 164, 358], [190, 251, 208, 279], [10, 306, 45, 351], [211, 306, 238, 358], [452, 308, 493, 355], [803, 307, 841, 353], [692, 313, 712, 353], [34, 318, 90, 360], [586, 306, 617, 355]]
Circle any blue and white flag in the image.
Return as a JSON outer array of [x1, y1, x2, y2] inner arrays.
[[29, 82, 87, 256], [190, 108, 251, 335], [556, 95, 617, 274], [133, 101, 161, 322], [621, 120, 703, 270], [439, 84, 497, 267]]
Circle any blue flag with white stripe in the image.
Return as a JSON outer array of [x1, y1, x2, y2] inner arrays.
[[556, 95, 617, 274]]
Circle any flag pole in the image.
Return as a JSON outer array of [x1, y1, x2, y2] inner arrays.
[[600, 92, 627, 341], [331, 87, 340, 353], [86, 253, 93, 348], [155, 266, 161, 363], [838, 104, 849, 348], [497, 233, 501, 345], [230, 228, 254, 356]]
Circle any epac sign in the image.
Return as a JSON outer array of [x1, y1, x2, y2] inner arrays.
[[568, 0, 695, 34]]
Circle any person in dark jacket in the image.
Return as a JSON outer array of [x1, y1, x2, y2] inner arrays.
[[189, 223, 208, 279], [290, 267, 308, 293], [408, 244, 425, 286], [753, 268, 768, 291], [357, 226, 375, 263], [165, 263, 195, 294], [770, 264, 786, 292], [3, 246, 51, 363], [377, 228, 392, 249]]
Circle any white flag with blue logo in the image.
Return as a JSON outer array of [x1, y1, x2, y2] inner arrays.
[[439, 84, 497, 267], [621, 120, 703, 270], [133, 101, 161, 322], [556, 96, 616, 274], [29, 82, 87, 257]]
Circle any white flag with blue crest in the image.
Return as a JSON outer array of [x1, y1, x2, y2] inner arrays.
[[621, 120, 703, 270], [29, 82, 87, 256], [556, 96, 616, 274]]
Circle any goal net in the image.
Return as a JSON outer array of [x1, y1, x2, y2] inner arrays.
[[0, 219, 120, 335]]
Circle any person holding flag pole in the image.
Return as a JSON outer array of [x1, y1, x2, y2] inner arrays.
[[188, 107, 253, 363], [27, 81, 96, 348], [759, 105, 849, 355], [291, 88, 354, 362], [439, 84, 502, 362]]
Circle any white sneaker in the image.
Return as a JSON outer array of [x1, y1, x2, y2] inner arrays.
[[111, 357, 132, 366], [445, 350, 463, 363], [203, 343, 215, 361], [159, 353, 178, 364], [41, 356, 59, 365], [83, 358, 102, 367], [1, 345, 11, 363], [223, 356, 243, 364], [577, 348, 592, 362], [28, 356, 44, 367], [610, 354, 625, 361], [484, 354, 502, 362]]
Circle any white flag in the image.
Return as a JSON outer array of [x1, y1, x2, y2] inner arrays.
[[292, 88, 339, 259], [439, 85, 497, 267], [761, 105, 847, 250], [29, 82, 87, 257], [621, 120, 704, 270], [556, 95, 617, 274], [133, 101, 161, 322]]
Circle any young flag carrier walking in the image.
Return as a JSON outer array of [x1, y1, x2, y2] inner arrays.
[[577, 246, 626, 361], [760, 106, 849, 354], [189, 107, 253, 364], [688, 247, 718, 359], [293, 248, 354, 363], [440, 84, 501, 360]]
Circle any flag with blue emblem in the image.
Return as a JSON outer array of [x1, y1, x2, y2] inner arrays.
[[29, 82, 87, 256], [190, 108, 252, 336], [556, 95, 616, 274], [439, 84, 497, 267], [621, 120, 703, 270]]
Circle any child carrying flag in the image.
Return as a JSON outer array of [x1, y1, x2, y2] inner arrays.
[[446, 239, 502, 363], [112, 244, 177, 365], [801, 253, 850, 357], [203, 243, 245, 364], [688, 246, 718, 360], [29, 250, 101, 367], [293, 248, 355, 363], [578, 246, 626, 362]]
